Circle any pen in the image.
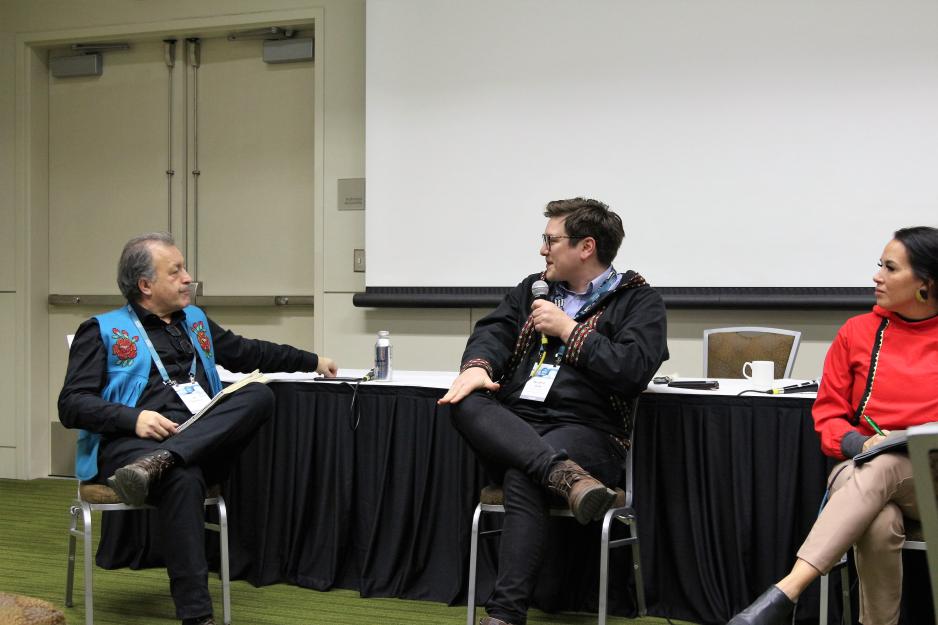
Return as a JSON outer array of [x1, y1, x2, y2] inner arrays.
[[864, 413, 885, 436], [768, 380, 819, 395]]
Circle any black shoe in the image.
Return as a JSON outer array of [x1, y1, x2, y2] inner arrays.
[[727, 586, 795, 625], [107, 449, 176, 506], [182, 616, 215, 625]]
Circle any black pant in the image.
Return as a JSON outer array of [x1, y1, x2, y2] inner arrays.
[[451, 392, 624, 625], [97, 383, 275, 620]]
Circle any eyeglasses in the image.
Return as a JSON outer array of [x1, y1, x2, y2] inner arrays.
[[165, 324, 194, 355], [541, 234, 584, 250]]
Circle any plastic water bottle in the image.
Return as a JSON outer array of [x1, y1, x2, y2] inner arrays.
[[374, 330, 392, 380]]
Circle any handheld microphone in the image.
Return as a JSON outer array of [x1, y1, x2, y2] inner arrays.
[[531, 280, 550, 301], [531, 280, 550, 348]]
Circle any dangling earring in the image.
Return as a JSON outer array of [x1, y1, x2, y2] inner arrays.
[[915, 288, 928, 303]]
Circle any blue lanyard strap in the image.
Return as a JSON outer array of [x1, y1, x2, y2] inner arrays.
[[529, 268, 618, 374], [570, 266, 618, 320], [127, 305, 197, 385]]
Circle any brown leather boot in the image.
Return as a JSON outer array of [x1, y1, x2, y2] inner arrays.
[[107, 449, 176, 506], [545, 459, 616, 524], [480, 617, 515, 625]]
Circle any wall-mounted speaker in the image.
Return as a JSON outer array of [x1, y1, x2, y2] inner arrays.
[[50, 53, 103, 78], [263, 38, 314, 64]]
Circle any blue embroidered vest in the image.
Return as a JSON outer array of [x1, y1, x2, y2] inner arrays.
[[74, 305, 222, 480]]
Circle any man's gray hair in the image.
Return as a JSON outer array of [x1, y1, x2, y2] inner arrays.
[[117, 232, 175, 301]]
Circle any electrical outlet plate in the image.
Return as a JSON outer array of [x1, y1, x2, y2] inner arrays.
[[353, 249, 366, 272]]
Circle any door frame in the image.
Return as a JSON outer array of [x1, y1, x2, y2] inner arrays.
[[13, 7, 325, 478]]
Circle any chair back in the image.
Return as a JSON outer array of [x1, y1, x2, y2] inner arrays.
[[703, 326, 801, 379], [908, 422, 938, 618]]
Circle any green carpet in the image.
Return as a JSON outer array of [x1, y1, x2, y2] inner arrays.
[[0, 478, 696, 625]]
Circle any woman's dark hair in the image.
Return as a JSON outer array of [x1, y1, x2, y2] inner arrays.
[[894, 226, 938, 298]]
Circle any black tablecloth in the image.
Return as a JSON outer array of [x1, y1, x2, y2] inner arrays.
[[97, 383, 878, 624]]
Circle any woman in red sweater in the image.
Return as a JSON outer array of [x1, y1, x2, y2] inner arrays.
[[729, 226, 938, 625]]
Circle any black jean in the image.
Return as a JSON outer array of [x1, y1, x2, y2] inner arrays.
[[451, 392, 624, 625], [97, 382, 275, 620]]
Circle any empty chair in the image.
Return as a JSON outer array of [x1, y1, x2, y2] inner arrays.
[[703, 326, 801, 379]]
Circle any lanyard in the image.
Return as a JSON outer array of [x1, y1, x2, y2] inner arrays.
[[127, 305, 198, 386], [566, 266, 619, 319], [529, 268, 618, 376]]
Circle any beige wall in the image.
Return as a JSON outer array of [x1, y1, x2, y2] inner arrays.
[[1, 20, 16, 475], [1, 0, 851, 479]]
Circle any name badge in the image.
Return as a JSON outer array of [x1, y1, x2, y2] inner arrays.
[[519, 364, 560, 402], [173, 381, 212, 415]]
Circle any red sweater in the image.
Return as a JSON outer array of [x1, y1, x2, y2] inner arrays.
[[813, 305, 938, 460]]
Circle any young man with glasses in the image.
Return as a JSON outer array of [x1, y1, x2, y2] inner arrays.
[[58, 232, 338, 625], [440, 197, 668, 625]]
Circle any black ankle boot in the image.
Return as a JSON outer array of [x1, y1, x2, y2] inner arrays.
[[727, 586, 795, 625], [108, 449, 176, 506]]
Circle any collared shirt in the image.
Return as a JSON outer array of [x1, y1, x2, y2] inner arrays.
[[58, 301, 317, 435], [555, 265, 621, 318]]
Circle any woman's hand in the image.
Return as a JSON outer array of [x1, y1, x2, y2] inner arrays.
[[861, 430, 891, 452]]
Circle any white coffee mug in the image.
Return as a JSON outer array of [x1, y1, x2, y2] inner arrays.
[[742, 360, 774, 390]]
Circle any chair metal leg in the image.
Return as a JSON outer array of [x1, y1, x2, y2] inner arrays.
[[819, 554, 852, 625], [599, 509, 645, 625], [599, 511, 613, 625], [628, 515, 647, 617], [466, 504, 482, 625], [82, 503, 94, 625], [819, 572, 829, 625], [216, 496, 231, 625], [66, 504, 79, 607], [839, 564, 851, 625]]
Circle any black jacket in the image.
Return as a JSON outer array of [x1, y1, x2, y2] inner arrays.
[[461, 270, 669, 437]]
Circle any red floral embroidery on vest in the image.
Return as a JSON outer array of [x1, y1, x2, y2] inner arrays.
[[111, 328, 139, 367], [191, 320, 212, 357]]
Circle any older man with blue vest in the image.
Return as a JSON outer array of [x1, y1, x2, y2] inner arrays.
[[58, 232, 337, 625]]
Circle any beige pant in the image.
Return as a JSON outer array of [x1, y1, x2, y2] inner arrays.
[[797, 453, 918, 625]]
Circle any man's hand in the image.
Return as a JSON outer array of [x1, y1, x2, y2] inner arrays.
[[438, 367, 500, 405], [316, 356, 339, 378], [530, 299, 578, 343], [135, 410, 178, 441]]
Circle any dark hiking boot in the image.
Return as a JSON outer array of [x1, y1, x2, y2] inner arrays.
[[545, 459, 616, 524], [107, 449, 176, 506]]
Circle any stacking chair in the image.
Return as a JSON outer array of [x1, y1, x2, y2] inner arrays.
[[908, 422, 938, 619], [703, 327, 801, 379], [65, 481, 232, 625], [818, 426, 934, 625], [818, 524, 926, 625], [63, 333, 231, 624], [465, 398, 644, 625]]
